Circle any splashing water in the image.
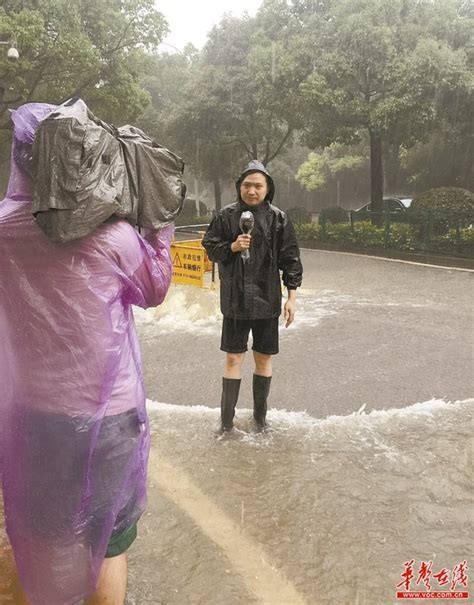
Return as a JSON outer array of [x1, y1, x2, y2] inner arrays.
[[134, 285, 434, 338]]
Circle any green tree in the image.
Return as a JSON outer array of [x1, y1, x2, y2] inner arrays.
[[0, 0, 167, 126], [156, 12, 309, 209], [137, 45, 199, 140], [297, 144, 366, 198], [156, 52, 247, 210], [205, 14, 306, 165], [292, 0, 472, 218]]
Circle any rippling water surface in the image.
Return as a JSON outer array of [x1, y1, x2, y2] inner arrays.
[[2, 399, 471, 604], [123, 398, 473, 605]]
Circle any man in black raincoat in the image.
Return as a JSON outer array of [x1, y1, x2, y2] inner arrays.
[[202, 160, 303, 432]]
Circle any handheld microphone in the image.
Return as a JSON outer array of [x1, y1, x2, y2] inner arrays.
[[239, 211, 254, 262]]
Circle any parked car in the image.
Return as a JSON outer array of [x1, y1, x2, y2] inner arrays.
[[354, 197, 413, 214]]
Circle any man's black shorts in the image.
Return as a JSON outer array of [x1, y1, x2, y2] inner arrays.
[[221, 317, 279, 355]]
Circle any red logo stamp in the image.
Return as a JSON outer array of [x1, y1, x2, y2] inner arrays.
[[396, 560, 469, 600]]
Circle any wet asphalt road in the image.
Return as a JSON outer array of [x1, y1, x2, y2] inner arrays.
[[138, 249, 473, 418]]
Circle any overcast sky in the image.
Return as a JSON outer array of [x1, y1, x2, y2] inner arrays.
[[156, 0, 263, 51]]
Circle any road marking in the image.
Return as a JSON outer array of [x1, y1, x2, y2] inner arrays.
[[300, 248, 474, 272], [148, 451, 307, 605]]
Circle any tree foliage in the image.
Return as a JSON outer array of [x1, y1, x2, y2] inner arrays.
[[0, 0, 168, 125], [296, 144, 366, 191], [1, 0, 471, 207], [291, 0, 472, 209]]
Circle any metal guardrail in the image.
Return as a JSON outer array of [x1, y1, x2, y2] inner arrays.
[[175, 223, 210, 234]]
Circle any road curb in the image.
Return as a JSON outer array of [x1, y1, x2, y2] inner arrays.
[[298, 242, 474, 271]]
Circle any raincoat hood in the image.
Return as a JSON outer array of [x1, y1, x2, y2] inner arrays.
[[235, 160, 275, 205], [6, 103, 57, 200]]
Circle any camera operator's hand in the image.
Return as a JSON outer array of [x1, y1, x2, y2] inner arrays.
[[231, 234, 251, 253]]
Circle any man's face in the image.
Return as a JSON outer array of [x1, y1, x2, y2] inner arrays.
[[240, 172, 268, 206]]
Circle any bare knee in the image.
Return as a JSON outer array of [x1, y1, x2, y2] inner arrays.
[[224, 352, 245, 378], [253, 352, 272, 376], [227, 352, 245, 367]]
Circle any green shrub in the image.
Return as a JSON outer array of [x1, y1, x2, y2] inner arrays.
[[460, 228, 474, 256], [319, 206, 349, 224], [411, 187, 474, 215], [352, 221, 385, 247], [294, 222, 320, 240], [461, 227, 474, 243], [430, 227, 474, 255], [388, 223, 416, 251], [326, 223, 353, 244], [294, 218, 473, 258], [409, 187, 474, 235], [287, 206, 312, 224]]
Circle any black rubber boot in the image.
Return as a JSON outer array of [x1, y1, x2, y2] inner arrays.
[[253, 374, 271, 430], [220, 377, 241, 431]]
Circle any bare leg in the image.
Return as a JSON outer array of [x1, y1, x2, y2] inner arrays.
[[8, 545, 127, 605], [11, 572, 31, 605], [253, 351, 272, 377], [224, 352, 245, 379], [85, 553, 128, 605]]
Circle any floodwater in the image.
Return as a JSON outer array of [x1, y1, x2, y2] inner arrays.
[[2, 399, 472, 604], [1, 251, 473, 604], [123, 398, 473, 605]]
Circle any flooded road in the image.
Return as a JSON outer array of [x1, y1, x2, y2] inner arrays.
[[139, 249, 474, 417], [125, 398, 473, 604], [127, 250, 473, 604], [1, 250, 473, 604]]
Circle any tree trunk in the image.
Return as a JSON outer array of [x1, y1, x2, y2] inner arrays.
[[213, 177, 222, 212], [369, 128, 384, 225], [252, 140, 258, 160], [391, 143, 401, 193]]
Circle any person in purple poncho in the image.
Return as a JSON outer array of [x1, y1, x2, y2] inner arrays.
[[0, 104, 174, 605]]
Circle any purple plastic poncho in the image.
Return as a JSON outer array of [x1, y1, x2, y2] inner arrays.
[[0, 104, 174, 604]]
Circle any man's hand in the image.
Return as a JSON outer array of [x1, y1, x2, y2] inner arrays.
[[231, 234, 252, 253], [284, 290, 297, 328]]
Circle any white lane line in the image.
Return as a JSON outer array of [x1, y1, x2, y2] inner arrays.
[[299, 248, 474, 272], [148, 451, 307, 605]]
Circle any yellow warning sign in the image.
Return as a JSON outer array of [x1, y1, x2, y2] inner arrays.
[[171, 240, 207, 287]]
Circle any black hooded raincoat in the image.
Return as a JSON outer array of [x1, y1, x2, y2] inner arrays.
[[202, 161, 303, 320]]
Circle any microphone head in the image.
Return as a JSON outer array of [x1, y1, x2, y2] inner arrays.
[[239, 210, 254, 233]]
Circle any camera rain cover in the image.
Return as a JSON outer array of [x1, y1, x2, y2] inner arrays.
[[32, 98, 185, 242]]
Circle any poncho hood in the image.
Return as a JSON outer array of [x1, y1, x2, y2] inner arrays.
[[235, 160, 275, 204], [6, 102, 57, 200]]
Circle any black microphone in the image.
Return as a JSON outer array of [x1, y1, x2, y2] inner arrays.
[[239, 211, 254, 262]]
